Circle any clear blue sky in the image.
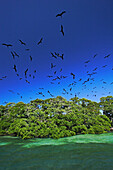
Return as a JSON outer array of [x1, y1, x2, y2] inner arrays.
[[0, 0, 113, 105]]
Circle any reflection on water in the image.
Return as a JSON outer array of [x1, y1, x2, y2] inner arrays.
[[0, 133, 113, 170]]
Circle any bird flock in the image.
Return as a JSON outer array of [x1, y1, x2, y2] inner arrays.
[[1, 10, 113, 104]]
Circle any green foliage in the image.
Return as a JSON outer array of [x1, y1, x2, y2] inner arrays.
[[0, 96, 112, 139]]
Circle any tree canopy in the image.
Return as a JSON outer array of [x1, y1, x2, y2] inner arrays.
[[0, 96, 112, 139]]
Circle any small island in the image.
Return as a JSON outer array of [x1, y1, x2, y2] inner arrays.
[[0, 96, 112, 139]]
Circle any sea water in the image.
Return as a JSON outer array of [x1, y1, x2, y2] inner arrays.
[[0, 133, 113, 170]]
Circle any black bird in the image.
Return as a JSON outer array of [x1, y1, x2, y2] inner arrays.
[[70, 88, 72, 91], [14, 51, 19, 57], [59, 54, 64, 60], [0, 79, 3, 80], [25, 80, 30, 84], [51, 63, 56, 69], [13, 65, 17, 72], [47, 75, 53, 78], [93, 67, 97, 71], [54, 71, 56, 74], [8, 90, 14, 93], [37, 38, 43, 45], [63, 88, 66, 92], [2, 101, 8, 104], [56, 11, 66, 17], [25, 68, 28, 77], [34, 70, 36, 73], [63, 76, 67, 78], [85, 60, 90, 63], [25, 49, 30, 51], [93, 54, 97, 58], [2, 76, 7, 78], [2, 43, 12, 47], [52, 78, 57, 81], [51, 52, 57, 59], [60, 68, 62, 72], [19, 40, 26, 45], [104, 54, 110, 59], [55, 52, 60, 56], [102, 65, 107, 68], [16, 74, 19, 76], [30, 56, 32, 61], [57, 76, 61, 80], [11, 51, 15, 59], [70, 72, 75, 79], [50, 93, 54, 97], [38, 92, 43, 95], [60, 25, 64, 36]]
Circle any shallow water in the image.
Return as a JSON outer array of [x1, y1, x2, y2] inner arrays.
[[0, 133, 113, 170]]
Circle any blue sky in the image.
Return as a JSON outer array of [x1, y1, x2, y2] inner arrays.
[[0, 0, 113, 105]]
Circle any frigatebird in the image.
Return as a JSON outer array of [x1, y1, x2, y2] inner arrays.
[[85, 60, 90, 63], [8, 90, 14, 93], [102, 65, 107, 68], [2, 76, 7, 78], [14, 51, 19, 57], [2, 43, 12, 47], [93, 54, 97, 58], [13, 65, 17, 72], [25, 68, 28, 77], [56, 11, 66, 17], [11, 52, 15, 59], [63, 76, 67, 78], [70, 72, 75, 79], [51, 63, 56, 69], [30, 56, 32, 61], [25, 80, 30, 84], [59, 54, 64, 60], [47, 75, 53, 78], [61, 25, 64, 36], [37, 38, 43, 45], [19, 40, 26, 45], [51, 52, 57, 59], [104, 54, 110, 58]]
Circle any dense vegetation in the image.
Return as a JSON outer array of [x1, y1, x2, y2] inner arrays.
[[0, 96, 112, 139]]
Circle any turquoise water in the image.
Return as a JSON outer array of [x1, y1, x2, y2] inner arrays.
[[0, 133, 113, 170]]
